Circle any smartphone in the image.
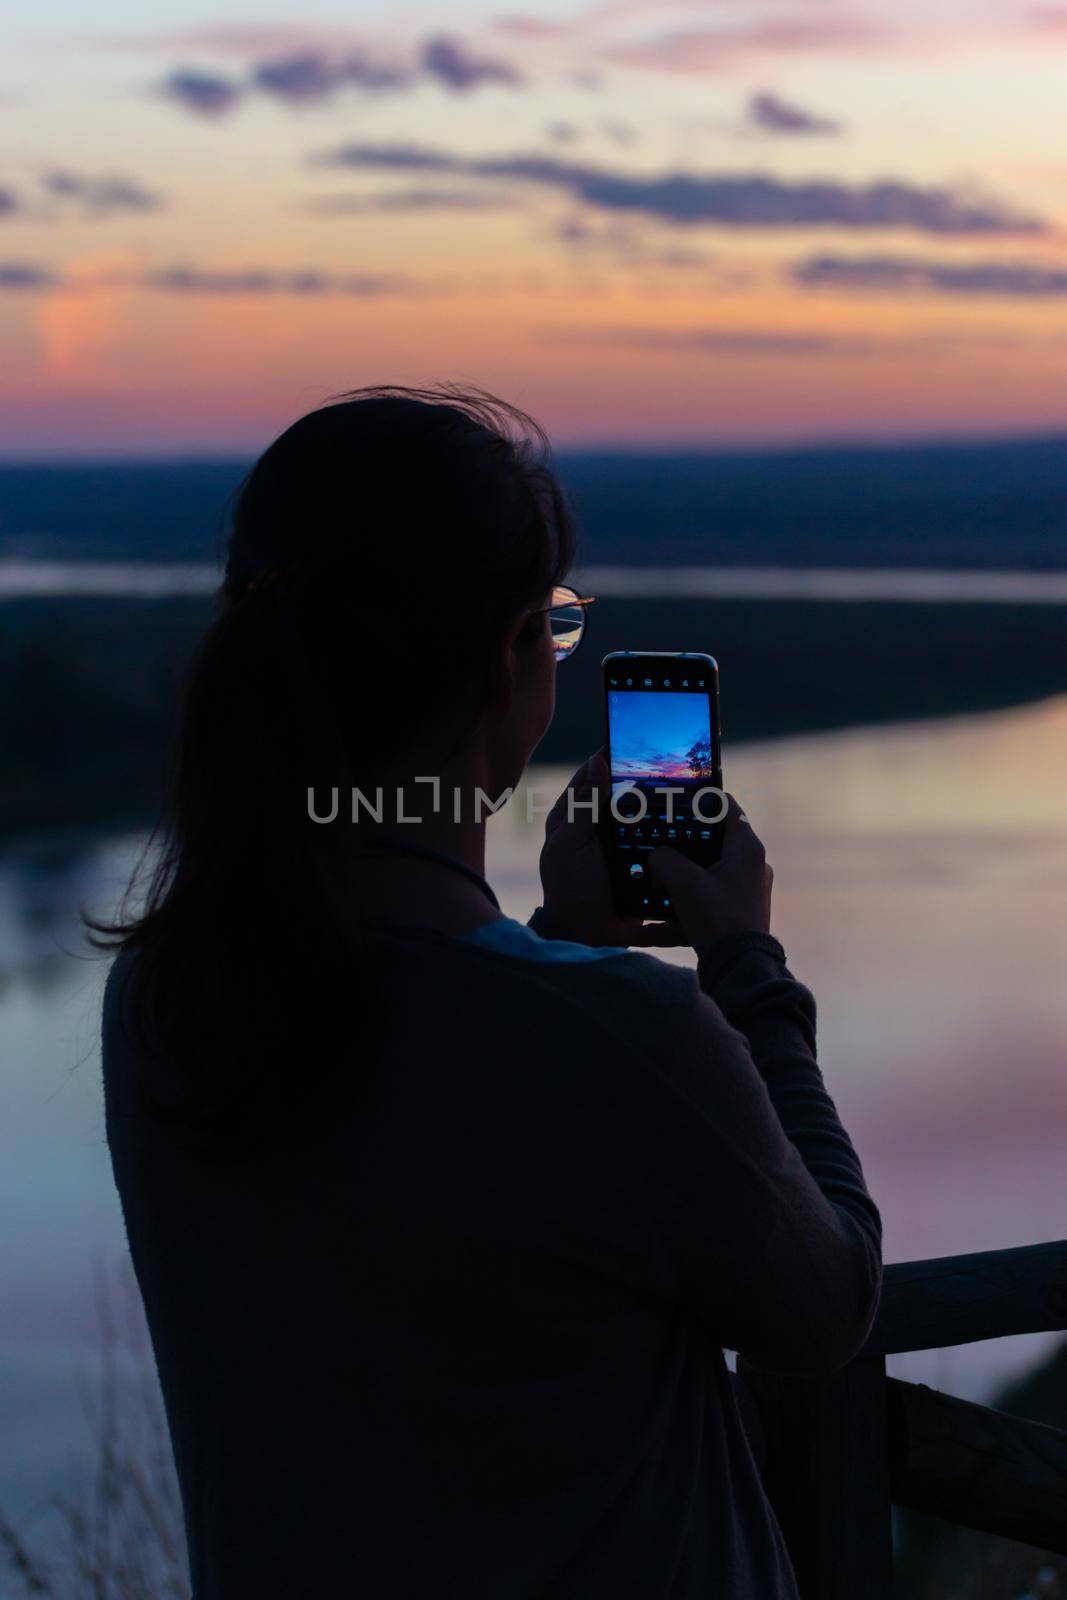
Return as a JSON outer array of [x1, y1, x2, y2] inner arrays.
[[600, 652, 724, 918]]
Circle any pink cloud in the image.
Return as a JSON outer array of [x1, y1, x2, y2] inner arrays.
[[1027, 3, 1067, 30], [492, 16, 576, 39], [603, 17, 887, 74]]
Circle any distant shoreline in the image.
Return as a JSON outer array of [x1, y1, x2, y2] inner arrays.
[[4, 591, 1067, 838], [4, 561, 1067, 604], [3, 426, 1067, 468], [5, 435, 1067, 573]]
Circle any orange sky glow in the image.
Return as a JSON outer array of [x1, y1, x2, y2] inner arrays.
[[5, 1, 1067, 453]]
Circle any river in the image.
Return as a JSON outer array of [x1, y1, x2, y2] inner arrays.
[[2, 696, 1066, 1518]]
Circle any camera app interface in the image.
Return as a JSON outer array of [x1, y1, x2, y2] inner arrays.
[[605, 664, 720, 910]]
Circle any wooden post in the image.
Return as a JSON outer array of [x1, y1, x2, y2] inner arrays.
[[737, 1353, 894, 1600], [865, 1240, 1067, 1355], [736, 1240, 1067, 1593], [887, 1378, 1067, 1553]]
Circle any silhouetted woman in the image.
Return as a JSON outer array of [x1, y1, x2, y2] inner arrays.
[[99, 387, 881, 1599]]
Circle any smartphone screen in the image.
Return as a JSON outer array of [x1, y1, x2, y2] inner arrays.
[[601, 652, 723, 917]]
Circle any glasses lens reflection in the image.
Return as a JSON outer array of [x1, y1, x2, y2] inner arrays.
[[549, 605, 584, 661]]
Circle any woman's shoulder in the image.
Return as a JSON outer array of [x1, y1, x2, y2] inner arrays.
[[463, 916, 628, 965], [436, 920, 740, 1117], [367, 916, 702, 1018], [455, 917, 705, 1030]]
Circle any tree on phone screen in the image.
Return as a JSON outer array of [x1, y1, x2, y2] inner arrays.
[[686, 739, 715, 779]]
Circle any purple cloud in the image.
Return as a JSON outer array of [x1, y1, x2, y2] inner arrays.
[[256, 50, 414, 102], [42, 170, 162, 214], [158, 38, 520, 116], [548, 324, 1009, 358], [308, 187, 514, 215], [158, 68, 243, 117], [252, 53, 341, 104], [0, 263, 428, 297], [748, 92, 841, 136], [319, 143, 1044, 236], [0, 262, 55, 287], [142, 266, 419, 296], [320, 143, 456, 174], [563, 326, 854, 355], [420, 35, 523, 91], [793, 252, 1067, 296], [0, 188, 21, 217], [340, 52, 414, 92], [252, 50, 415, 105]]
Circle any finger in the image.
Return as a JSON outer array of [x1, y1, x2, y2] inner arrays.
[[646, 845, 705, 895], [718, 793, 766, 861], [544, 752, 611, 841], [544, 791, 567, 836], [544, 754, 598, 836]]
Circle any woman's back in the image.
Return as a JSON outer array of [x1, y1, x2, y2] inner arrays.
[[104, 920, 878, 1599], [96, 387, 880, 1596]]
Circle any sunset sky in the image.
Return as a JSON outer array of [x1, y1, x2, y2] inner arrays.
[[608, 690, 712, 780], [6, 0, 1067, 453]]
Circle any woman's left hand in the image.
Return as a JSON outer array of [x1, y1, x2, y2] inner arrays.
[[536, 751, 687, 949]]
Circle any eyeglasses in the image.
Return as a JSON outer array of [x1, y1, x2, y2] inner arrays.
[[530, 584, 596, 663]]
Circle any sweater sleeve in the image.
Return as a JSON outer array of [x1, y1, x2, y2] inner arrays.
[[586, 938, 883, 1377]]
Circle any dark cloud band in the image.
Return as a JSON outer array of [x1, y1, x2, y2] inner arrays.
[[549, 324, 1022, 357], [158, 35, 522, 117], [306, 188, 514, 215], [145, 267, 418, 296], [793, 253, 1067, 295], [318, 143, 1043, 236], [0, 263, 424, 297]]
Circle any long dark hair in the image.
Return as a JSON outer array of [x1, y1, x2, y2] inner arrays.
[[93, 385, 576, 1144]]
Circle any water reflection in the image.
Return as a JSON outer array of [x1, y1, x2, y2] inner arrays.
[[0, 831, 146, 992], [2, 698, 1066, 1512], [498, 699, 1067, 1400]]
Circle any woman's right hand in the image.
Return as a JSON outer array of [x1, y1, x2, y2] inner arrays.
[[648, 795, 773, 961]]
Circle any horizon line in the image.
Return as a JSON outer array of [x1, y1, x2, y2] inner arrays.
[[5, 562, 1067, 603], [3, 423, 1067, 468]]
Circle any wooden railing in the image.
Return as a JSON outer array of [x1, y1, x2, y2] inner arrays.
[[733, 1241, 1067, 1597]]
